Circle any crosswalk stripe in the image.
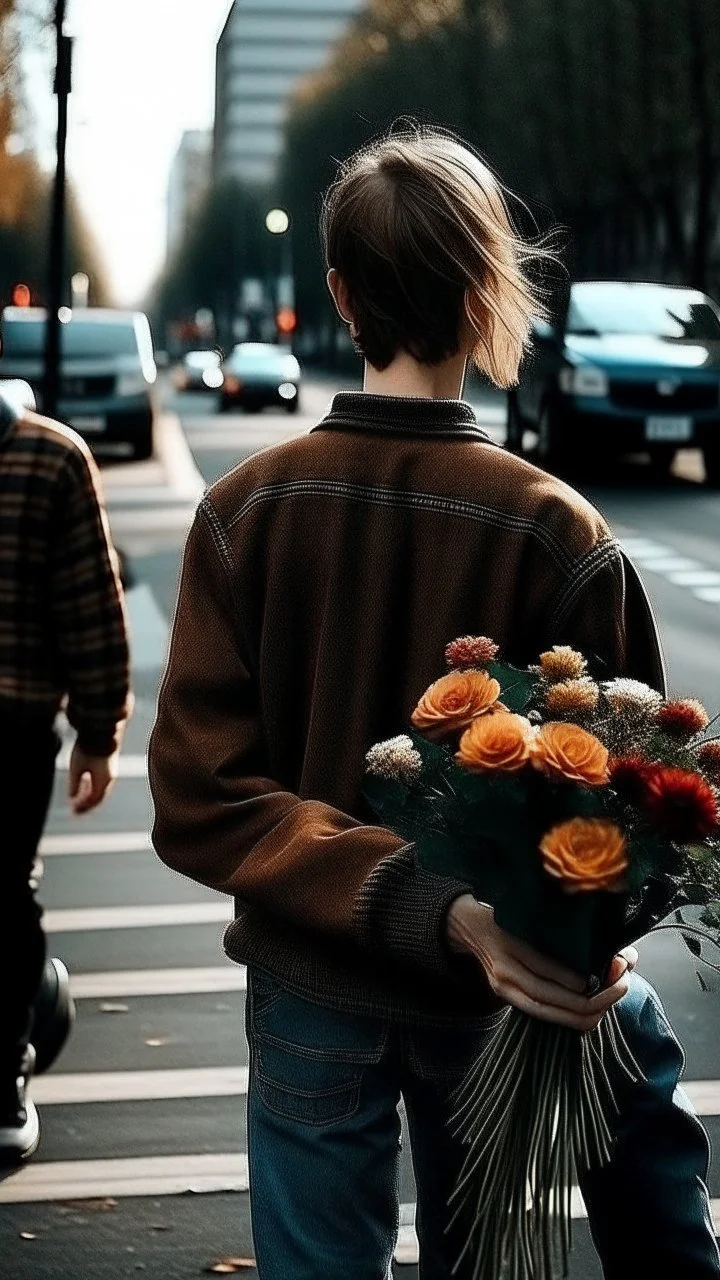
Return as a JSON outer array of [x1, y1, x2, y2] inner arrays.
[[44, 902, 231, 933], [1, 1153, 718, 1241], [69, 966, 246, 998], [24, 1065, 720, 1116], [31, 1066, 249, 1105], [55, 754, 148, 778], [0, 1153, 249, 1203], [40, 831, 152, 855]]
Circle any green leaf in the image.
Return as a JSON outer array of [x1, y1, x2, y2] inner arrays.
[[487, 660, 540, 713]]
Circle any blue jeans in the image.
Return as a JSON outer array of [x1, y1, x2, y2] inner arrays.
[[245, 970, 720, 1279]]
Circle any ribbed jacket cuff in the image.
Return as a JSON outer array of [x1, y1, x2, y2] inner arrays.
[[74, 725, 121, 756], [352, 844, 474, 979]]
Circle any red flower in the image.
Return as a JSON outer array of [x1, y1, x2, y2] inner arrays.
[[643, 766, 719, 841], [656, 699, 710, 740], [445, 635, 499, 670], [609, 754, 653, 804], [697, 741, 720, 784]]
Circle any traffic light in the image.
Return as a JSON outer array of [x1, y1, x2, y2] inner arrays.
[[12, 283, 31, 307], [276, 307, 297, 335]]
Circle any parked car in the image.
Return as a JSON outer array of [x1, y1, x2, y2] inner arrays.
[[219, 342, 301, 414], [175, 349, 223, 391], [506, 281, 720, 483], [0, 306, 157, 460]]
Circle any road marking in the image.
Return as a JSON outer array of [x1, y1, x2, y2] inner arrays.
[[108, 505, 196, 533], [40, 831, 152, 856], [125, 583, 169, 671], [667, 570, 720, 587], [0, 1153, 249, 1203], [55, 754, 148, 778], [24, 1070, 720, 1115], [44, 901, 231, 934], [1, 1154, 718, 1248], [620, 535, 720, 612], [31, 1066, 249, 1106], [69, 966, 246, 998]]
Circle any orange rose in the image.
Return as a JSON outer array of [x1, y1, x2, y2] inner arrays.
[[411, 669, 501, 740], [456, 712, 534, 773], [540, 817, 628, 892], [531, 721, 609, 787]]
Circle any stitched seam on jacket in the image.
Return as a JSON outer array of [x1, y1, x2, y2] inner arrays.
[[548, 538, 622, 633], [200, 497, 236, 577], [225, 480, 574, 572]]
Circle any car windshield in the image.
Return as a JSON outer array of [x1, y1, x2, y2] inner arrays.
[[566, 286, 720, 341], [2, 318, 140, 358], [230, 344, 293, 373]]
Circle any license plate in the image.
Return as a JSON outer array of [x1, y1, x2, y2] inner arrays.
[[645, 416, 692, 442], [70, 416, 106, 434]]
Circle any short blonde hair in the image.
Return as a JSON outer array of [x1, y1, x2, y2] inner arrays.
[[322, 124, 553, 388]]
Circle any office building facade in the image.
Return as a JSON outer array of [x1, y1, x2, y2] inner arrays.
[[214, 0, 362, 185]]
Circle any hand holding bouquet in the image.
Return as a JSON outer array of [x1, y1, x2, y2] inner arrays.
[[363, 637, 720, 1280]]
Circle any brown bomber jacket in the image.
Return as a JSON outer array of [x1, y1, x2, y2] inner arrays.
[[148, 391, 666, 1026]]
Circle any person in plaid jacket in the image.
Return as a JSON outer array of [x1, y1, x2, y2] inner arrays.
[[0, 374, 131, 1165]]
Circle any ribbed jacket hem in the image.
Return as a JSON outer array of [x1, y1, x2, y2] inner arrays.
[[223, 902, 504, 1028]]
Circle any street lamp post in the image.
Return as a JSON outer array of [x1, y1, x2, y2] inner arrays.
[[265, 208, 295, 346], [43, 0, 72, 418]]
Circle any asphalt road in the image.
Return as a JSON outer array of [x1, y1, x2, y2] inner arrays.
[[1, 375, 720, 1279]]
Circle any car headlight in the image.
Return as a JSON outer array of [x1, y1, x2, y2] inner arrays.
[[202, 368, 224, 389], [117, 374, 150, 397], [278, 382, 297, 400], [558, 365, 609, 397]]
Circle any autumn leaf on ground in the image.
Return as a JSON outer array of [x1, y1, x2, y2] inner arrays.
[[57, 1197, 118, 1212], [203, 1258, 256, 1273]]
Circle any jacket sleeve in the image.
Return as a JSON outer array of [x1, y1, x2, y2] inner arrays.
[[50, 440, 132, 755], [148, 501, 473, 978], [546, 539, 667, 694]]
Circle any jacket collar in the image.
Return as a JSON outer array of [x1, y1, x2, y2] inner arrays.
[[311, 391, 496, 443]]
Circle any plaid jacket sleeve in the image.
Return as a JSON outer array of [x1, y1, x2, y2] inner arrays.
[[49, 441, 132, 755]]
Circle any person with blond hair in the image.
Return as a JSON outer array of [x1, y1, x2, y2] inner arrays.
[[149, 126, 720, 1278]]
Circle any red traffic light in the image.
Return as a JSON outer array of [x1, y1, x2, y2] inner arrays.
[[276, 307, 297, 335], [12, 283, 31, 307]]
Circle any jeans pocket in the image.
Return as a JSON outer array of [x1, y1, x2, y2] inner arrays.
[[254, 1041, 364, 1126], [248, 978, 388, 1127]]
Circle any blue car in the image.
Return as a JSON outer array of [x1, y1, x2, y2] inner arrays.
[[506, 281, 720, 484]]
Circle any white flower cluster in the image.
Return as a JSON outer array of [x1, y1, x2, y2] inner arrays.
[[365, 735, 423, 784], [602, 678, 663, 717]]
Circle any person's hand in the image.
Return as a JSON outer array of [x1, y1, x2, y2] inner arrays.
[[68, 746, 119, 815], [446, 894, 636, 1032]]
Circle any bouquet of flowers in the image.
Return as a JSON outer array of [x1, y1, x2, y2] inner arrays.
[[362, 636, 720, 1280]]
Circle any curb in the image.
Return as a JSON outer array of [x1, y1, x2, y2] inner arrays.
[[153, 412, 206, 504]]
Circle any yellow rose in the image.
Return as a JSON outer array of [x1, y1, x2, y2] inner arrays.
[[411, 669, 501, 741], [540, 817, 628, 892], [456, 712, 534, 773], [531, 721, 609, 787]]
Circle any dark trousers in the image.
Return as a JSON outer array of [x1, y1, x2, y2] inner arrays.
[[245, 969, 720, 1280], [0, 721, 60, 1077]]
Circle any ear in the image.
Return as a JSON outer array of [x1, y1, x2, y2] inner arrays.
[[326, 268, 356, 332]]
